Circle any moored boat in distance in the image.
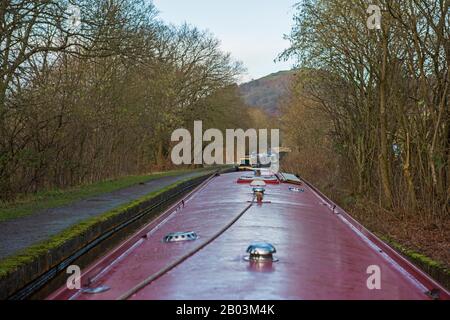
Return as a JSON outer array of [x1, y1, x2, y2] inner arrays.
[[47, 170, 450, 300]]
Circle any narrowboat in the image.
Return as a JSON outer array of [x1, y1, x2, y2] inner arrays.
[[47, 169, 450, 300]]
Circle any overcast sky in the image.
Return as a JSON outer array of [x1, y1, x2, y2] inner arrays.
[[152, 0, 297, 83]]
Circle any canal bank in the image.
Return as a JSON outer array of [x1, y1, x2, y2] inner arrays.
[[0, 168, 223, 299]]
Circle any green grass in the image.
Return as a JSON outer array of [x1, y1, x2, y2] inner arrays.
[[0, 175, 204, 279], [378, 234, 449, 275], [0, 168, 204, 222]]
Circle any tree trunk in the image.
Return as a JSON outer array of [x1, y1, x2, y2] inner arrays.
[[379, 34, 393, 208], [403, 132, 416, 210]]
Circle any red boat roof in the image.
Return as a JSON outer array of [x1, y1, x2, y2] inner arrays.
[[48, 172, 449, 300]]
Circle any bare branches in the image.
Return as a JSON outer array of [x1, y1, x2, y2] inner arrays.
[[284, 0, 449, 214], [0, 1, 245, 199]]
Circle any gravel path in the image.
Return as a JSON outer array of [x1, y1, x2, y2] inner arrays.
[[0, 170, 210, 260]]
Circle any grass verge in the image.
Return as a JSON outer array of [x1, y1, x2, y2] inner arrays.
[[0, 168, 202, 222], [377, 234, 450, 280], [0, 174, 207, 279]]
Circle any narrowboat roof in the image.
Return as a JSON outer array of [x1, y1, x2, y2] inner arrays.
[[47, 171, 450, 300]]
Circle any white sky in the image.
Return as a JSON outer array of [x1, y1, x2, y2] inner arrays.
[[152, 0, 297, 83]]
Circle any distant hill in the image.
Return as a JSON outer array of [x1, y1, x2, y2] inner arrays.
[[239, 70, 296, 115]]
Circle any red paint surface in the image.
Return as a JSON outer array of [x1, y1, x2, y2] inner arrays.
[[48, 172, 449, 300]]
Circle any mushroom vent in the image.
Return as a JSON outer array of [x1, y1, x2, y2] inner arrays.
[[81, 285, 110, 294], [251, 180, 266, 191], [164, 231, 199, 243], [289, 186, 305, 193], [245, 242, 279, 262], [252, 187, 266, 194]]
